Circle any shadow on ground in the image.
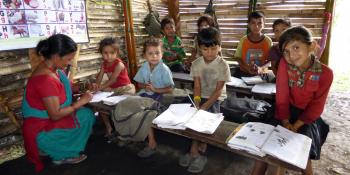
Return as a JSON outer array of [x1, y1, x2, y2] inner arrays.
[[0, 120, 254, 175]]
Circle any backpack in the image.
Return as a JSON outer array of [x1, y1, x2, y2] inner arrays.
[[220, 97, 274, 123], [112, 96, 160, 141]]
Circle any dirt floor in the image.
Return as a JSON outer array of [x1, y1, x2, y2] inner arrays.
[[0, 88, 349, 175]]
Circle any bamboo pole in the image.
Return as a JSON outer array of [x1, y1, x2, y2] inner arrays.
[[69, 45, 81, 81], [123, 0, 137, 78], [320, 0, 334, 65], [168, 0, 181, 37]]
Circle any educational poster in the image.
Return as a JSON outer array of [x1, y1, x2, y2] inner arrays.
[[0, 0, 89, 51]]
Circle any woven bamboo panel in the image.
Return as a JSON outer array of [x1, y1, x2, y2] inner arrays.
[[131, 0, 168, 65], [179, 0, 326, 60], [76, 0, 126, 81]]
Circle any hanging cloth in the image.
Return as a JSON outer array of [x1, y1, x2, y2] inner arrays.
[[204, 0, 219, 29], [144, 0, 162, 37]]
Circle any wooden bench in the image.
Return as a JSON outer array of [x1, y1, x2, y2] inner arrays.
[[88, 101, 301, 175], [171, 72, 275, 100]]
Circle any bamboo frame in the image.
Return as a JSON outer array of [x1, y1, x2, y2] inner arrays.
[[168, 0, 181, 36], [320, 0, 334, 65], [69, 45, 81, 81], [123, 0, 138, 78]]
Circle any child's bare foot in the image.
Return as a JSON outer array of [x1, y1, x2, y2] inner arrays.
[[104, 127, 113, 137]]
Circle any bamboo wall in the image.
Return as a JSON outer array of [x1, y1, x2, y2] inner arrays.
[[0, 0, 125, 116], [0, 0, 329, 124], [0, 0, 168, 122], [179, 0, 327, 60], [131, 0, 168, 65], [76, 0, 125, 80]]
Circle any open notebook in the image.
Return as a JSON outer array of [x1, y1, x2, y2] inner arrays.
[[153, 104, 224, 134], [227, 122, 312, 169], [89, 91, 129, 105]]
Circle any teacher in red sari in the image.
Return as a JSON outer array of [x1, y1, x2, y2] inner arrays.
[[22, 34, 96, 172]]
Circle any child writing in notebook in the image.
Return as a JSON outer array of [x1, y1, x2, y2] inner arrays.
[[268, 18, 292, 76], [233, 11, 272, 77], [251, 26, 333, 175], [92, 37, 135, 139], [133, 37, 174, 157], [179, 27, 231, 173]]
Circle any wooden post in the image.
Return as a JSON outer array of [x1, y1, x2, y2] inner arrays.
[[320, 0, 335, 65], [28, 48, 43, 72], [168, 0, 181, 36], [69, 45, 81, 81], [123, 0, 137, 78]]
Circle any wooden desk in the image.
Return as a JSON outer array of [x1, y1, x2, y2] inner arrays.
[[88, 101, 301, 174], [172, 72, 275, 100]]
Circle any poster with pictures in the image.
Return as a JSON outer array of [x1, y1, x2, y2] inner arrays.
[[0, 0, 89, 51]]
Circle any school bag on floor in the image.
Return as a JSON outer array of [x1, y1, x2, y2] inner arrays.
[[112, 96, 160, 141]]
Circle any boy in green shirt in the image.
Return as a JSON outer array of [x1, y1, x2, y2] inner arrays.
[[161, 17, 186, 72]]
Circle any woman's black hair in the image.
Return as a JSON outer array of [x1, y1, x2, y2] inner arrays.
[[197, 14, 215, 32], [278, 26, 313, 53], [98, 37, 120, 53], [36, 34, 77, 59], [272, 18, 292, 31], [197, 27, 221, 47]]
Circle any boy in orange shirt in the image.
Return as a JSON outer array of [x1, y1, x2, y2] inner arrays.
[[234, 11, 272, 77]]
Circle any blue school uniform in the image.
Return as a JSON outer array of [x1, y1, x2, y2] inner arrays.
[[134, 61, 174, 101]]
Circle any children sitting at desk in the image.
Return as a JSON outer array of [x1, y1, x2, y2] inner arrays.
[[251, 26, 333, 175], [233, 11, 272, 78], [133, 37, 174, 157], [91, 37, 135, 140], [269, 18, 292, 76], [178, 27, 231, 173]]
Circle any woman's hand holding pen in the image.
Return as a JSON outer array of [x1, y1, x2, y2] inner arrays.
[[79, 91, 93, 104]]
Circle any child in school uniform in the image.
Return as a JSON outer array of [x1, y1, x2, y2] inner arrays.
[[234, 11, 273, 77], [268, 18, 292, 76], [161, 17, 186, 72], [251, 26, 333, 175], [179, 27, 231, 173], [92, 37, 135, 139], [133, 37, 174, 157]]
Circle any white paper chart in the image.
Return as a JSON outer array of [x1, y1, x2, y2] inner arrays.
[[0, 0, 89, 51]]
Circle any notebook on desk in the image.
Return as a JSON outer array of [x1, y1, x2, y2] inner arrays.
[[241, 76, 267, 85], [227, 122, 312, 169], [153, 103, 224, 134]]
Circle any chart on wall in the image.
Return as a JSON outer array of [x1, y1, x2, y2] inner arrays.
[[0, 0, 89, 51]]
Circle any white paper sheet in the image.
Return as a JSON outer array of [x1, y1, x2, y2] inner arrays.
[[153, 106, 197, 127], [241, 76, 266, 85], [102, 95, 129, 105], [226, 77, 249, 88], [227, 122, 275, 157], [184, 110, 224, 134], [89, 91, 114, 103], [252, 83, 276, 94], [261, 125, 312, 169]]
